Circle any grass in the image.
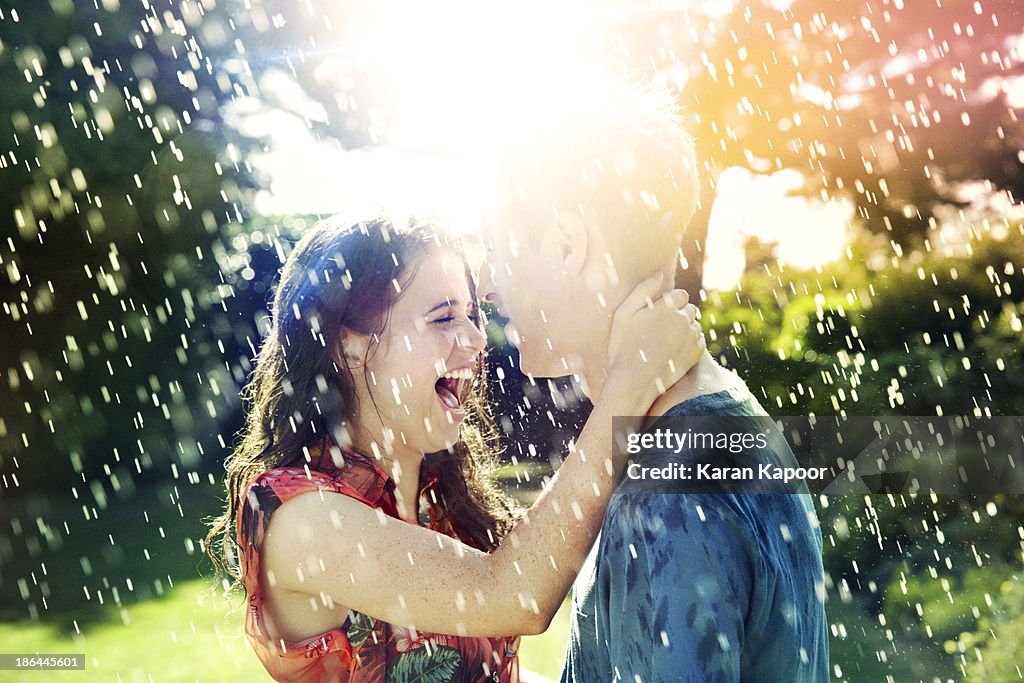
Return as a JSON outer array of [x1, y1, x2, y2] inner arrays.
[[0, 578, 571, 681], [0, 580, 262, 682]]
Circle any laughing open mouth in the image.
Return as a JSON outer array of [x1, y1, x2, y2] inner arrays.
[[434, 367, 473, 411]]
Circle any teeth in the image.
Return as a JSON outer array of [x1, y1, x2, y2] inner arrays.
[[441, 368, 474, 381]]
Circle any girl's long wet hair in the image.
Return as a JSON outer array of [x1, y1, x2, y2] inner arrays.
[[205, 215, 517, 590]]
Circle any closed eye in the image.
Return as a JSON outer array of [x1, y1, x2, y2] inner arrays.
[[431, 313, 481, 326]]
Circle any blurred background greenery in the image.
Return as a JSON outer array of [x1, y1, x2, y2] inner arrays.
[[2, 0, 1023, 681]]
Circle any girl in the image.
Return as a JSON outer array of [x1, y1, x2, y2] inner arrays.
[[206, 215, 704, 681]]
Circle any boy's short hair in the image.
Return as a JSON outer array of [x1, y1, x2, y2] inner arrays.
[[494, 72, 699, 271]]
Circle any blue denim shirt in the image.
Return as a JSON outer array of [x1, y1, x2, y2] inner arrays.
[[561, 386, 829, 683]]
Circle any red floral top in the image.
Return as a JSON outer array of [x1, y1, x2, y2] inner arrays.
[[237, 437, 520, 682]]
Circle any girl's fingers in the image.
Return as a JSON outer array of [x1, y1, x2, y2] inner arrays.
[[616, 272, 665, 318], [661, 288, 690, 312], [680, 302, 698, 323]]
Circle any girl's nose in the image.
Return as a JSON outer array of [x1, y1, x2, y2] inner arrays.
[[457, 319, 487, 352]]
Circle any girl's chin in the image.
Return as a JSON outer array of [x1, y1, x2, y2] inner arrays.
[[440, 411, 466, 433], [417, 408, 464, 447]]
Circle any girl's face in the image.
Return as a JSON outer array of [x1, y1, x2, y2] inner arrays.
[[343, 247, 487, 459]]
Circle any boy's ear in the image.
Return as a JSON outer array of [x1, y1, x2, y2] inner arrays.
[[550, 209, 589, 276], [332, 328, 370, 369]]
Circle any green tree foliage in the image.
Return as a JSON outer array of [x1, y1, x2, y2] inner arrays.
[[593, 0, 1023, 294], [700, 227, 1024, 680], [0, 0, 257, 493], [703, 230, 1024, 417], [961, 573, 1024, 681]]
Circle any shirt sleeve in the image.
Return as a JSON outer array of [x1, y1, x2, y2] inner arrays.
[[598, 494, 758, 683]]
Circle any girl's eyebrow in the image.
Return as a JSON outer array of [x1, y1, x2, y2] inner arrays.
[[426, 299, 455, 314], [425, 298, 472, 315]]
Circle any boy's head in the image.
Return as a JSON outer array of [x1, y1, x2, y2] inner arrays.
[[479, 73, 699, 380]]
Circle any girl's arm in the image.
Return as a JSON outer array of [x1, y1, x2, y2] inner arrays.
[[262, 278, 704, 637]]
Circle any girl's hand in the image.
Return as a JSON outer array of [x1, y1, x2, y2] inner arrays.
[[606, 273, 705, 406]]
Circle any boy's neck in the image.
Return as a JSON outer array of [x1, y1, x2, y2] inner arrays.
[[578, 349, 735, 419], [647, 352, 738, 418]]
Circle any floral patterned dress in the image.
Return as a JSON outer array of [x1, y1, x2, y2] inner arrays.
[[237, 438, 520, 682]]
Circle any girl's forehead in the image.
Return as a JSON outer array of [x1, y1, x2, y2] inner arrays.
[[399, 248, 472, 301]]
